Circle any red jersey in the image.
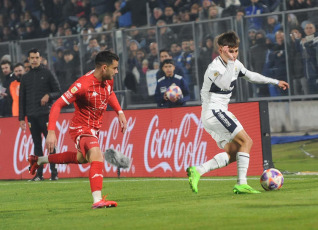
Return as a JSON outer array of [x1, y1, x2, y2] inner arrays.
[[48, 70, 122, 135]]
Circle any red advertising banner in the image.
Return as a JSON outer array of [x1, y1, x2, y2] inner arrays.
[[0, 103, 263, 180]]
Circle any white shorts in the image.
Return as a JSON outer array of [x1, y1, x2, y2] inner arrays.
[[201, 109, 243, 149]]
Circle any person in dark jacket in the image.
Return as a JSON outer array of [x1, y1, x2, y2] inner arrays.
[[19, 48, 62, 181], [155, 59, 190, 108]]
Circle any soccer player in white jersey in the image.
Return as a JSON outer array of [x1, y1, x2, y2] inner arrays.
[[187, 31, 289, 194]]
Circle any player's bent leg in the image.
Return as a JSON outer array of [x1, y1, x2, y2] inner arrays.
[[186, 166, 200, 194]]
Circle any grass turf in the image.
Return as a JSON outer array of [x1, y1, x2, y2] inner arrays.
[[1, 140, 318, 230], [0, 176, 318, 230]]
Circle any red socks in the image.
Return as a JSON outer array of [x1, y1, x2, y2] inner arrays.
[[89, 161, 104, 193], [48, 151, 78, 164]]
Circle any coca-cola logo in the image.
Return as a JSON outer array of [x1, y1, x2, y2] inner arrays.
[[144, 113, 207, 173], [13, 120, 71, 175]]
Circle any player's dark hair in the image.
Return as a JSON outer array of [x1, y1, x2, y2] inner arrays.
[[95, 50, 119, 67], [217, 31, 240, 48], [28, 48, 41, 57], [162, 59, 174, 66]]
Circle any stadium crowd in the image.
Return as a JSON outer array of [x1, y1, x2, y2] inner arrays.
[[1, 0, 318, 117]]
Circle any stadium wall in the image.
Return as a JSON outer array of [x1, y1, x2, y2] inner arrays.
[[269, 101, 318, 133], [0, 103, 266, 180]]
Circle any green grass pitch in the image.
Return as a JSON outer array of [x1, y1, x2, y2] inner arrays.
[[0, 140, 317, 230]]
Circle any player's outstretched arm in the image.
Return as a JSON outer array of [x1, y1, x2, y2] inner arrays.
[[46, 97, 68, 153], [277, 80, 289, 90]]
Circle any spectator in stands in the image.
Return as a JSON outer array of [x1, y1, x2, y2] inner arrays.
[[155, 59, 190, 108], [8, 9, 19, 30], [39, 20, 51, 38], [75, 16, 88, 34], [84, 47, 99, 73], [89, 13, 102, 32], [264, 15, 282, 44], [156, 49, 184, 80], [62, 0, 85, 22], [244, 0, 268, 30], [129, 26, 146, 48], [198, 35, 215, 88], [288, 27, 308, 95], [148, 42, 159, 70], [201, 5, 222, 39], [24, 21, 37, 40], [115, 0, 148, 27], [101, 13, 115, 32], [249, 29, 270, 97], [50, 0, 64, 26], [177, 39, 192, 85], [144, 28, 156, 50], [10, 63, 25, 116], [0, 60, 14, 117], [113, 0, 132, 28], [221, 0, 241, 18], [24, 60, 31, 73], [162, 6, 175, 24], [170, 42, 182, 63], [199, 0, 213, 21], [247, 27, 257, 48], [1, 26, 16, 42], [157, 20, 177, 50], [90, 0, 116, 15], [85, 37, 100, 62], [58, 49, 80, 93], [189, 3, 200, 21], [267, 30, 288, 96], [262, 0, 282, 12], [151, 7, 164, 26], [295, 21, 318, 94]]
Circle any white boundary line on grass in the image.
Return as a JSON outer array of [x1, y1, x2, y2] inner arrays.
[[0, 177, 310, 186]]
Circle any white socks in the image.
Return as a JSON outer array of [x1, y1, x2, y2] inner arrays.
[[195, 152, 229, 176], [92, 190, 102, 203], [37, 156, 48, 165], [236, 152, 250, 185]]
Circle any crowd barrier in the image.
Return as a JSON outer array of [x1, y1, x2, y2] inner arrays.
[[0, 102, 269, 180]]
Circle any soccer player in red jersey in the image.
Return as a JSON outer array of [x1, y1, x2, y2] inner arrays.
[[28, 50, 127, 209]]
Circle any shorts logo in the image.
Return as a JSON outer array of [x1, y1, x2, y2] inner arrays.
[[71, 86, 78, 94], [92, 174, 103, 178]]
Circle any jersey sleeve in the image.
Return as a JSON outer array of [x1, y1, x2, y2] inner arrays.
[[60, 78, 86, 105], [47, 97, 68, 130], [205, 60, 234, 91], [238, 61, 279, 85]]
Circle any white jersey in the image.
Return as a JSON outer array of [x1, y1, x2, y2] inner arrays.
[[201, 56, 279, 111]]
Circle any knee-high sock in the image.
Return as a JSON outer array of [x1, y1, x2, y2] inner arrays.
[[89, 161, 104, 203], [196, 152, 229, 176], [44, 151, 79, 164], [236, 152, 250, 185]]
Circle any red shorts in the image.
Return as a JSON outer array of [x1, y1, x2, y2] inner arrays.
[[69, 126, 100, 157]]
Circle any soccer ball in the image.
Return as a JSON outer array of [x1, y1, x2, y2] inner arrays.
[[166, 85, 182, 101], [260, 168, 284, 191]]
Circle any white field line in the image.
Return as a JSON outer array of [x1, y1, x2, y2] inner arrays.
[[0, 176, 312, 186]]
